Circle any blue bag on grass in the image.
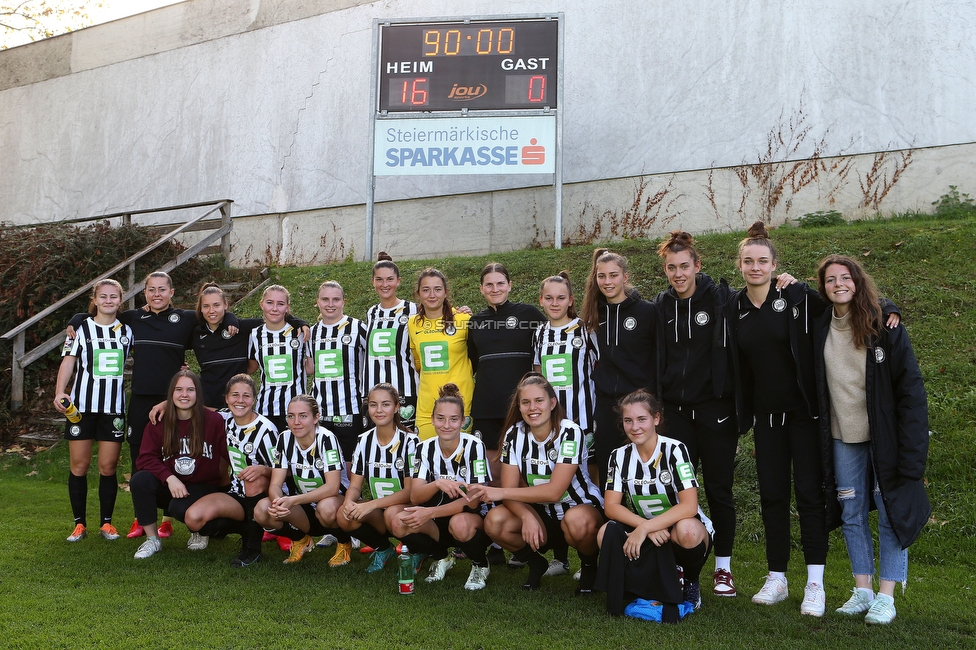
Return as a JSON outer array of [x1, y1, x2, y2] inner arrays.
[[624, 598, 696, 622]]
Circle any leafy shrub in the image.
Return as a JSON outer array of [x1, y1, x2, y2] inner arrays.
[[932, 186, 976, 219], [797, 209, 845, 228]]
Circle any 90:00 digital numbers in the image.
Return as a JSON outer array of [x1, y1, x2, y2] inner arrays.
[[422, 27, 515, 57]]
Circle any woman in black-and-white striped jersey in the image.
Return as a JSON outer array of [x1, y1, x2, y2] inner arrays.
[[390, 383, 493, 590], [55, 279, 133, 543], [247, 285, 307, 433], [253, 395, 351, 566], [306, 280, 368, 468], [364, 253, 420, 430], [466, 373, 604, 593], [598, 390, 713, 613], [338, 383, 418, 574]]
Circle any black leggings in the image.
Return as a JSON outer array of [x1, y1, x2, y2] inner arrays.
[[130, 470, 221, 527]]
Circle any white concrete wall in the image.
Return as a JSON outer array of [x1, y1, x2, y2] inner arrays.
[[2, 0, 974, 264]]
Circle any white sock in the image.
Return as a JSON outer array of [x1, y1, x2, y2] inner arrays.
[[857, 587, 875, 600], [807, 564, 824, 585], [769, 570, 786, 582], [875, 592, 894, 605], [715, 556, 731, 572]]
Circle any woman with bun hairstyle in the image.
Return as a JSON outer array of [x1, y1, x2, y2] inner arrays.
[[596, 390, 713, 616], [253, 395, 351, 565], [468, 262, 545, 473], [305, 280, 368, 467], [193, 282, 307, 409], [466, 373, 604, 593], [390, 384, 493, 590], [408, 268, 474, 441], [128, 370, 229, 559], [180, 374, 279, 566], [55, 279, 133, 543], [725, 221, 899, 616], [814, 255, 928, 625], [650, 231, 741, 597], [337, 383, 419, 573], [364, 253, 421, 431], [581, 248, 657, 487], [247, 284, 308, 434]]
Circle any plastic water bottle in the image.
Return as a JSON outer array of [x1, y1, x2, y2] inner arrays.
[[398, 544, 414, 595], [59, 398, 82, 424]]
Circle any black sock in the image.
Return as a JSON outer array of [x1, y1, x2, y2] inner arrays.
[[513, 546, 547, 590], [98, 474, 117, 526], [576, 551, 599, 593], [353, 522, 392, 551], [458, 529, 490, 567], [401, 533, 446, 560], [268, 523, 308, 542], [198, 517, 244, 538], [68, 473, 87, 526], [551, 536, 569, 564], [330, 528, 352, 544], [673, 539, 711, 584]]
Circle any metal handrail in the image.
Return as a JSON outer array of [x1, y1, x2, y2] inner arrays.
[[3, 200, 233, 411]]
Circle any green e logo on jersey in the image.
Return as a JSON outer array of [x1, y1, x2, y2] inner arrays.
[[369, 328, 396, 357], [527, 473, 570, 502], [264, 354, 293, 384], [92, 349, 124, 377], [560, 439, 578, 459], [419, 341, 449, 373], [369, 476, 403, 499], [227, 446, 247, 474], [325, 449, 341, 466], [472, 459, 487, 478], [631, 493, 672, 519], [676, 461, 694, 483], [295, 476, 324, 494], [315, 349, 344, 379], [541, 353, 574, 387]]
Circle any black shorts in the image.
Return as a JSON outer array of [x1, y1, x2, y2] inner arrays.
[[321, 414, 365, 464], [298, 502, 331, 536], [529, 503, 568, 554], [64, 413, 126, 442], [473, 418, 506, 451]]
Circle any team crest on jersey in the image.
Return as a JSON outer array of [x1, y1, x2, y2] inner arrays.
[[548, 448, 558, 461], [174, 457, 196, 475], [623, 317, 637, 330], [290, 339, 300, 349], [395, 458, 405, 471], [506, 316, 518, 329], [572, 336, 584, 349], [695, 311, 710, 326], [113, 418, 124, 431], [458, 467, 467, 478], [69, 425, 81, 437], [314, 458, 325, 470], [119, 336, 130, 345], [399, 315, 409, 325], [341, 334, 352, 345], [244, 442, 254, 453], [444, 323, 457, 336], [658, 470, 673, 486], [874, 347, 886, 363], [168, 313, 181, 323], [221, 329, 232, 339], [772, 298, 787, 312], [607, 465, 615, 484], [473, 429, 482, 440]]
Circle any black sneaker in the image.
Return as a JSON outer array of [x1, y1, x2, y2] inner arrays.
[[231, 548, 262, 568], [684, 580, 702, 610]]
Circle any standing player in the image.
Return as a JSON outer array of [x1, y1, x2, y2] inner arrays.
[[253, 395, 350, 565], [306, 280, 367, 470], [466, 373, 604, 593], [408, 268, 473, 441], [337, 383, 418, 573], [54, 279, 133, 542], [247, 285, 307, 433], [389, 384, 493, 590], [599, 390, 714, 611], [364, 253, 420, 430], [181, 374, 279, 566]]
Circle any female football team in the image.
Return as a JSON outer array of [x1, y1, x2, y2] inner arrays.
[[56, 228, 928, 624]]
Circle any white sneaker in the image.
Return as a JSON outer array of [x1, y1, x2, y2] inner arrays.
[[800, 582, 826, 617], [573, 569, 581, 580], [134, 536, 162, 559], [425, 556, 455, 582], [187, 532, 209, 550], [836, 588, 874, 615], [752, 574, 788, 605], [350, 537, 362, 550], [316, 534, 338, 548], [464, 565, 490, 590], [544, 559, 571, 577], [865, 594, 896, 625]]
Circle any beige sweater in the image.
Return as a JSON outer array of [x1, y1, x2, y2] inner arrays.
[[824, 310, 870, 443]]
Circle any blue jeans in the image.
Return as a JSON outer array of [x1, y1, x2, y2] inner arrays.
[[833, 439, 908, 582]]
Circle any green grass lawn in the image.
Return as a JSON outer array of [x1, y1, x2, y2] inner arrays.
[[2, 215, 974, 648]]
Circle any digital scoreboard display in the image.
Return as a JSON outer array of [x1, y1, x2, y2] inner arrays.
[[378, 19, 559, 112]]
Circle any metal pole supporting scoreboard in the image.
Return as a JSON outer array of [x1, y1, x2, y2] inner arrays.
[[366, 14, 564, 259]]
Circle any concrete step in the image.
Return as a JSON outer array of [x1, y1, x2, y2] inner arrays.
[[16, 430, 61, 446]]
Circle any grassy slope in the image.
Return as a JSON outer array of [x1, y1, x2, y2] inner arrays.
[[1, 216, 974, 648]]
